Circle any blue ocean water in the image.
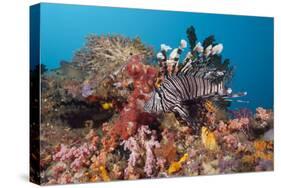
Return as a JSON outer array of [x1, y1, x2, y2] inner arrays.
[[38, 3, 273, 110]]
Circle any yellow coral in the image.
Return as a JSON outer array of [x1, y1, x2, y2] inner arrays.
[[201, 127, 218, 151], [90, 164, 110, 182], [242, 140, 273, 164], [168, 162, 181, 175], [168, 153, 189, 175], [101, 102, 113, 110], [254, 140, 273, 151], [179, 153, 189, 163], [255, 151, 273, 161], [99, 166, 110, 181]]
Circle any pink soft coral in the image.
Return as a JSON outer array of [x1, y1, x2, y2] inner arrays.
[[53, 143, 95, 171], [122, 137, 141, 168], [256, 107, 270, 121], [228, 118, 249, 131], [223, 135, 239, 149], [144, 134, 160, 177], [123, 126, 160, 178]]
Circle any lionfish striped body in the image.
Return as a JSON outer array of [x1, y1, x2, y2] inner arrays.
[[144, 74, 225, 123], [144, 28, 244, 129]]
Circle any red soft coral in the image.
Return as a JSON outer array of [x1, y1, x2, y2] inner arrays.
[[126, 55, 144, 79], [105, 55, 158, 147]]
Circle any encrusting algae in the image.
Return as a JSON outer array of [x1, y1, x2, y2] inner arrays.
[[36, 26, 274, 185]]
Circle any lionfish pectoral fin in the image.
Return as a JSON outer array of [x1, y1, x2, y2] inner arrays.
[[171, 104, 199, 133], [171, 104, 190, 121], [182, 98, 202, 105]]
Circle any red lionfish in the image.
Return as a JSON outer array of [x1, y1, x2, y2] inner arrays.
[[144, 26, 246, 131]]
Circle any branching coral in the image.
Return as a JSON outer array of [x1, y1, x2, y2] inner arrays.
[[73, 35, 153, 67], [72, 35, 154, 96]]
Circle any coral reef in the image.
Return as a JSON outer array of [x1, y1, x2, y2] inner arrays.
[[39, 28, 274, 185]]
